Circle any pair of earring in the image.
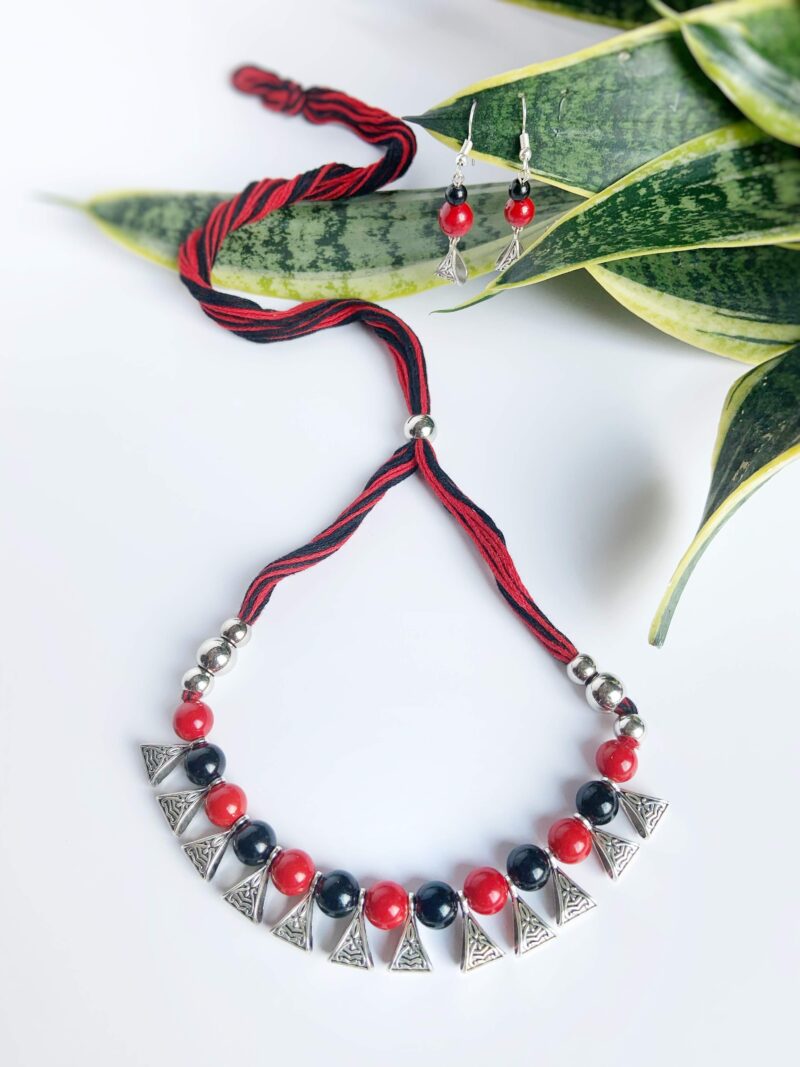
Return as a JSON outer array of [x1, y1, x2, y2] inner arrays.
[[435, 95, 535, 286]]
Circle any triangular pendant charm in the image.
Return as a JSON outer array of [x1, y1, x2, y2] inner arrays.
[[390, 895, 432, 973], [591, 827, 639, 880], [551, 865, 596, 926], [272, 874, 319, 951], [141, 743, 188, 786], [156, 786, 207, 835], [618, 789, 669, 839], [182, 828, 232, 881], [223, 864, 272, 923], [509, 887, 556, 955], [435, 238, 468, 285], [329, 889, 373, 969], [460, 895, 504, 973], [495, 230, 521, 272]]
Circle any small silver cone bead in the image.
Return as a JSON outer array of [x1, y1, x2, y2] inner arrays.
[[182, 665, 214, 698], [586, 672, 624, 712], [197, 637, 236, 675], [404, 414, 436, 441], [566, 653, 597, 685], [220, 617, 250, 648], [615, 713, 646, 742]]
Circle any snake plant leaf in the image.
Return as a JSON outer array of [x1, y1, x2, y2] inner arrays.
[[78, 182, 581, 302], [589, 244, 800, 363], [406, 17, 742, 195], [481, 123, 800, 295], [650, 0, 800, 146], [650, 344, 800, 645], [503, 0, 715, 29]]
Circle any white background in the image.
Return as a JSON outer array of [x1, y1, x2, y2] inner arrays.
[[2, 1, 798, 1065]]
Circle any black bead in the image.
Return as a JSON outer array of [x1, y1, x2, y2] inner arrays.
[[445, 183, 468, 205], [184, 743, 226, 787], [576, 779, 619, 826], [232, 819, 277, 866], [415, 881, 459, 929], [508, 178, 531, 201], [506, 843, 551, 892], [315, 870, 360, 918]]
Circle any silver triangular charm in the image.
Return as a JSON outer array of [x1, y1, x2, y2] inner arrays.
[[141, 743, 188, 785], [182, 829, 232, 881], [551, 865, 596, 926], [460, 896, 504, 973], [329, 889, 373, 969], [618, 789, 669, 839], [495, 229, 521, 272], [435, 237, 468, 285], [510, 888, 556, 955], [272, 874, 319, 951], [592, 827, 639, 880], [390, 896, 432, 973], [223, 865, 271, 923], [156, 786, 207, 835]]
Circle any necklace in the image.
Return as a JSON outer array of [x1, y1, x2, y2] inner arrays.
[[141, 66, 668, 973]]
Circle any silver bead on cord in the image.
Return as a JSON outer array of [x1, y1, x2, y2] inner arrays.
[[404, 414, 436, 441], [182, 618, 250, 694], [615, 713, 646, 742], [566, 653, 597, 684]]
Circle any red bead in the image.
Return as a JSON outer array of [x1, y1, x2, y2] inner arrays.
[[271, 848, 315, 896], [548, 817, 592, 864], [364, 881, 408, 930], [463, 867, 509, 915], [503, 197, 535, 228], [204, 782, 246, 828], [439, 200, 473, 237], [172, 700, 214, 741], [596, 739, 638, 782]]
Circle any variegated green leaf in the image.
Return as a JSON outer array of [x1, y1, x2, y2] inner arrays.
[[590, 244, 800, 363], [481, 124, 800, 294], [650, 344, 800, 644], [79, 182, 581, 301], [650, 0, 800, 146], [504, 0, 716, 29]]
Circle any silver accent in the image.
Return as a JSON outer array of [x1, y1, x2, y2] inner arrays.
[[507, 883, 556, 955], [197, 637, 235, 676], [403, 414, 436, 441], [459, 893, 504, 972], [435, 237, 468, 286], [551, 865, 596, 926], [220, 617, 250, 648], [591, 827, 639, 880], [586, 672, 624, 712], [618, 788, 669, 839], [156, 786, 208, 835], [566, 653, 597, 685], [272, 872, 320, 951], [574, 812, 594, 832], [518, 94, 531, 174], [390, 893, 432, 973], [182, 827, 233, 881], [141, 743, 188, 785], [615, 713, 646, 742], [223, 847, 280, 924], [495, 229, 522, 271], [181, 665, 214, 698], [329, 888, 373, 969]]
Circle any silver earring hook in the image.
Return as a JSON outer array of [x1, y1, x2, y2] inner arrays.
[[519, 93, 527, 135], [455, 99, 477, 170], [518, 93, 531, 179]]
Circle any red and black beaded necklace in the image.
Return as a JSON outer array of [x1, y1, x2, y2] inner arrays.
[[141, 67, 668, 973]]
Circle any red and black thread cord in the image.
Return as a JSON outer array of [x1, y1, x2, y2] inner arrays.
[[177, 65, 577, 665]]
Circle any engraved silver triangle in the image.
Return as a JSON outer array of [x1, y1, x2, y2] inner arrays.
[[272, 874, 319, 951], [510, 888, 556, 955], [435, 238, 468, 285], [390, 896, 432, 973], [551, 865, 596, 926], [141, 743, 188, 785], [329, 889, 373, 969], [223, 865, 271, 923], [618, 789, 669, 839], [592, 827, 639, 880], [495, 229, 521, 272], [460, 896, 504, 973], [156, 786, 207, 835], [182, 828, 232, 881]]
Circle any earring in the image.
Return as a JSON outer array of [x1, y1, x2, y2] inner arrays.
[[435, 99, 477, 286], [496, 95, 536, 272]]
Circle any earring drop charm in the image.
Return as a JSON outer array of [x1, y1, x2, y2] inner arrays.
[[436, 100, 476, 285], [496, 95, 536, 271]]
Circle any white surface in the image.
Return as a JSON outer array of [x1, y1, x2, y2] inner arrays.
[[2, 1, 798, 1065]]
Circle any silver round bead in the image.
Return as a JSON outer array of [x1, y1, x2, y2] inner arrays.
[[404, 414, 436, 441], [181, 665, 214, 697], [586, 672, 624, 713], [220, 617, 250, 648], [566, 653, 597, 685], [197, 637, 236, 676], [615, 713, 646, 742]]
